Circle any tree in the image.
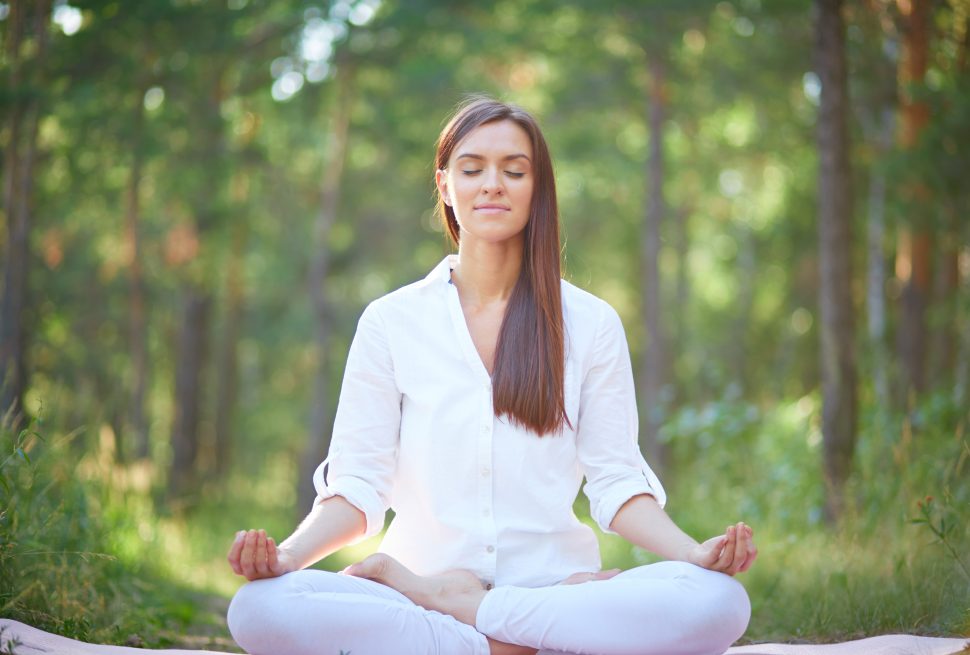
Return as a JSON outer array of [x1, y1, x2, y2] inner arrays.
[[815, 0, 858, 521], [125, 81, 151, 460], [639, 47, 671, 471], [894, 0, 932, 399], [0, 0, 52, 428]]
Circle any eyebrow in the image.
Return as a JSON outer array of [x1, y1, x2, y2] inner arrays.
[[456, 153, 531, 163]]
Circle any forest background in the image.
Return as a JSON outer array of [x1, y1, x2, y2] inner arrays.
[[1, 0, 968, 650]]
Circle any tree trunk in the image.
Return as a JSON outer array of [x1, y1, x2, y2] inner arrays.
[[672, 205, 691, 404], [169, 287, 212, 499], [214, 222, 247, 478], [866, 106, 894, 412], [815, 0, 858, 522], [0, 0, 50, 428], [168, 65, 227, 500], [126, 88, 151, 460], [954, 240, 970, 407], [297, 54, 355, 514], [928, 211, 959, 390], [895, 0, 932, 399], [731, 228, 756, 396], [951, 18, 969, 406], [638, 52, 669, 473]]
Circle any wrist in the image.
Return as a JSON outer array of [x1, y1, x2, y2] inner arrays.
[[675, 540, 699, 563], [276, 545, 301, 572]]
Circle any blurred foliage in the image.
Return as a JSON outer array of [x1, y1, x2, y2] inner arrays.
[[0, 420, 237, 650], [1, 0, 969, 646]]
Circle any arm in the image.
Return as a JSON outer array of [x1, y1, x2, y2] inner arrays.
[[229, 302, 401, 580], [610, 493, 757, 575], [576, 304, 755, 575]]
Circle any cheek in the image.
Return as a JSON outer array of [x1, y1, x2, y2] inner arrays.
[[449, 176, 477, 202]]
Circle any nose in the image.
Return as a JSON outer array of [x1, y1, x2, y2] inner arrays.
[[481, 167, 503, 195]]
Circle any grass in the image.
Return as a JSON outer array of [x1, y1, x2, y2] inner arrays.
[[653, 391, 970, 641], [0, 421, 239, 651], [1, 392, 967, 650]]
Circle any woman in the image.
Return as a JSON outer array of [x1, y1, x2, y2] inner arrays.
[[226, 96, 756, 655]]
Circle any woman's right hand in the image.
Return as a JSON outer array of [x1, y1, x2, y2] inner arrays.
[[227, 529, 296, 580]]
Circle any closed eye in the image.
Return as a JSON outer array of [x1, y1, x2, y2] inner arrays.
[[461, 169, 526, 178]]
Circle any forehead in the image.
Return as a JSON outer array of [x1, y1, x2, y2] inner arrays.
[[452, 119, 533, 161]]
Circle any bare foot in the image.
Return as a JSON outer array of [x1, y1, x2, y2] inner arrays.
[[344, 553, 488, 626], [559, 568, 621, 585]]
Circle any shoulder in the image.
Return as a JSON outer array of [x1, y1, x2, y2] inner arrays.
[[560, 279, 628, 367], [561, 279, 621, 329], [358, 268, 447, 328]]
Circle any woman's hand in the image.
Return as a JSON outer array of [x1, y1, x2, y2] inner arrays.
[[227, 528, 296, 580], [687, 522, 757, 576]]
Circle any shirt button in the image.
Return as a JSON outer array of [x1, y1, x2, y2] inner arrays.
[[486, 545, 495, 553], [485, 583, 494, 590], [481, 424, 491, 434], [481, 467, 490, 477], [482, 508, 491, 517]]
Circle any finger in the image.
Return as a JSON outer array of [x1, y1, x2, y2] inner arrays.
[[267, 537, 281, 575], [227, 531, 245, 574], [713, 526, 736, 571], [739, 544, 758, 573], [730, 522, 747, 573], [731, 525, 756, 574], [240, 530, 258, 579], [593, 568, 621, 581], [253, 529, 269, 576]]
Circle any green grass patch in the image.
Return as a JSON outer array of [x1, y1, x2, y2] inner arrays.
[[0, 421, 238, 651]]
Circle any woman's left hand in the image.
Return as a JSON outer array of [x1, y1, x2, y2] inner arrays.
[[687, 522, 757, 576]]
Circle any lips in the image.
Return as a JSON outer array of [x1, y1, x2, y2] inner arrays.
[[474, 204, 510, 212]]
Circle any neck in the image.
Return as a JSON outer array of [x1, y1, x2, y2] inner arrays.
[[451, 236, 524, 306]]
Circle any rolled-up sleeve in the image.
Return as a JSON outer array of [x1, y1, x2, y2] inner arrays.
[[313, 301, 400, 538], [577, 303, 666, 534]]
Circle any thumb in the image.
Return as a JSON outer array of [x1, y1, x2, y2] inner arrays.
[[694, 536, 726, 567]]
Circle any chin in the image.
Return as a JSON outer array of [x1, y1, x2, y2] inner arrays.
[[463, 228, 527, 244]]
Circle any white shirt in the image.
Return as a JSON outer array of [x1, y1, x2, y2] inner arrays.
[[314, 255, 666, 589]]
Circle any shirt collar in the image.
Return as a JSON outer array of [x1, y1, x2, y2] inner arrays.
[[424, 254, 458, 287]]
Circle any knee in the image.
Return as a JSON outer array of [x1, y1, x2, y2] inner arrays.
[[691, 570, 751, 654], [227, 578, 286, 654]]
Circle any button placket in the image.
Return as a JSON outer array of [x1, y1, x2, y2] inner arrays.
[[478, 378, 497, 579]]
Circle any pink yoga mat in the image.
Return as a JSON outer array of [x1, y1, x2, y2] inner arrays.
[[1, 619, 967, 655]]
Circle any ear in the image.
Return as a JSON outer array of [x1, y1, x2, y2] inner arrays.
[[435, 169, 452, 207]]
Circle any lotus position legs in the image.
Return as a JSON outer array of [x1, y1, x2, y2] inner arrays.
[[227, 553, 750, 655]]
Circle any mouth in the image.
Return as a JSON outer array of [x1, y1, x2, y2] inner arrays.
[[474, 204, 510, 213]]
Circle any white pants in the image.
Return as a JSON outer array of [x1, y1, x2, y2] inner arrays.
[[227, 561, 750, 655]]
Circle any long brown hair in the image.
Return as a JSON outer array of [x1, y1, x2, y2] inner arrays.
[[435, 96, 570, 436]]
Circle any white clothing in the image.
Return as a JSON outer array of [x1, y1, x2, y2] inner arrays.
[[313, 255, 666, 589], [228, 257, 751, 654], [227, 563, 751, 655]]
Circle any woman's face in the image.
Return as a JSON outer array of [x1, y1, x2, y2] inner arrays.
[[436, 119, 534, 246]]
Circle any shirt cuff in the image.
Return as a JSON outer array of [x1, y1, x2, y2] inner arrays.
[[312, 457, 387, 538], [591, 458, 667, 535]]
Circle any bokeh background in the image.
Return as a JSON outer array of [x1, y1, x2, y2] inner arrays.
[[1, 0, 968, 650]]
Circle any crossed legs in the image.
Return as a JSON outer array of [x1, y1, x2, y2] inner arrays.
[[227, 558, 750, 655]]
